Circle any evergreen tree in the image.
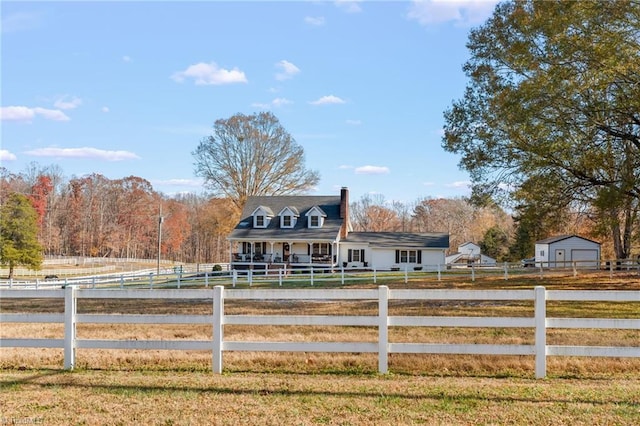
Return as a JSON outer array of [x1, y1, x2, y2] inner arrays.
[[0, 193, 44, 279]]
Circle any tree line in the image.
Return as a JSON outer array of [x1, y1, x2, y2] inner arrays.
[[1, 161, 619, 275]]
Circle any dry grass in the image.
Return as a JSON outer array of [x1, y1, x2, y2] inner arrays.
[[1, 273, 639, 424]]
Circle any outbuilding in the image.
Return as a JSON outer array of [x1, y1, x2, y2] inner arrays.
[[534, 235, 601, 268]]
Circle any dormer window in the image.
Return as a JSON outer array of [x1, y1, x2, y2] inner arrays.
[[305, 206, 326, 229], [251, 205, 274, 229], [278, 206, 299, 229]]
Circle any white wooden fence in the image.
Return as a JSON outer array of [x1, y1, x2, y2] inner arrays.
[[1, 286, 638, 378]]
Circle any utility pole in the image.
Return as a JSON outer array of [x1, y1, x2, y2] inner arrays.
[[157, 205, 163, 275]]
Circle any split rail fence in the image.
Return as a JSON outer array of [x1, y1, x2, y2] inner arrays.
[[1, 285, 639, 378]]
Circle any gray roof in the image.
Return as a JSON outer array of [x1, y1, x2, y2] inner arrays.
[[343, 232, 449, 249], [536, 234, 600, 245], [229, 195, 343, 241]]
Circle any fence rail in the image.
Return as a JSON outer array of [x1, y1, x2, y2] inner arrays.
[[1, 286, 639, 378], [2, 259, 640, 290]]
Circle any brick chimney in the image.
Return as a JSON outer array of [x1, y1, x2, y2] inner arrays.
[[340, 187, 349, 238]]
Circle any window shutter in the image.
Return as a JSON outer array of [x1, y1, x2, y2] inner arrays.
[[395, 250, 399, 263], [360, 249, 365, 262], [308, 245, 311, 255], [418, 250, 422, 264], [262, 242, 267, 253], [348, 249, 352, 262]]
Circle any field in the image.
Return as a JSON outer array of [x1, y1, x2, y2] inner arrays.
[[1, 272, 640, 425]]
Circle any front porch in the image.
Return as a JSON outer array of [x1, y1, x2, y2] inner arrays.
[[229, 241, 337, 271]]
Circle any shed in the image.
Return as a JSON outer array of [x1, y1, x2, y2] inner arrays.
[[535, 235, 601, 268], [445, 242, 496, 267]]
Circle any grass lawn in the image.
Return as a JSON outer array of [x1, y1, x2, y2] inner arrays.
[[1, 272, 639, 425]]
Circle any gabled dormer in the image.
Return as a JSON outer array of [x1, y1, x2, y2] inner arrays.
[[305, 206, 327, 229], [250, 205, 274, 228], [277, 206, 299, 229]]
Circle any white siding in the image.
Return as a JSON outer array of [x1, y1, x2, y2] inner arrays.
[[536, 237, 600, 268]]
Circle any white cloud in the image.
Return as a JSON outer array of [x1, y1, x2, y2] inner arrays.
[[304, 16, 325, 26], [0, 149, 17, 161], [407, 0, 498, 27], [335, 0, 363, 13], [355, 165, 390, 175], [275, 60, 300, 81], [252, 98, 293, 109], [338, 165, 354, 170], [54, 96, 82, 110], [171, 62, 248, 85], [122, 55, 132, 62], [272, 97, 293, 107], [24, 147, 140, 161], [102, 106, 110, 113], [445, 180, 472, 189], [345, 119, 362, 125], [1, 11, 40, 33], [309, 95, 346, 105], [0, 106, 70, 122], [153, 178, 203, 187]]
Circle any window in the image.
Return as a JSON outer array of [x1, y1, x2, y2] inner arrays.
[[282, 215, 292, 227], [313, 243, 330, 255], [348, 249, 365, 263], [310, 215, 319, 227], [255, 215, 265, 228], [396, 250, 420, 263]]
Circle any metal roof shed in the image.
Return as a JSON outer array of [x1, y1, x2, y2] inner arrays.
[[534, 235, 601, 268]]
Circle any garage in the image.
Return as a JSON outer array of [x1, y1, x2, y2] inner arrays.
[[535, 235, 601, 268]]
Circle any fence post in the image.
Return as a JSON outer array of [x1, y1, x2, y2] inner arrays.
[[404, 266, 408, 284], [609, 260, 613, 279], [150, 273, 154, 289], [573, 262, 577, 277], [205, 272, 209, 288], [279, 268, 283, 287], [341, 267, 345, 285], [64, 285, 77, 370], [248, 269, 253, 287], [471, 265, 475, 281], [373, 268, 377, 284], [437, 264, 441, 281], [177, 271, 181, 289], [310, 267, 314, 286], [378, 285, 389, 374], [212, 285, 224, 374], [534, 286, 547, 379], [92, 276, 96, 289], [120, 275, 124, 289], [504, 262, 508, 280], [232, 270, 237, 287]]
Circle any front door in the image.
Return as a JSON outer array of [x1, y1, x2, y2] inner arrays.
[[555, 249, 565, 267]]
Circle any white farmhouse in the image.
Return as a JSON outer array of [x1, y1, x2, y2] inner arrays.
[[228, 187, 449, 271], [534, 235, 601, 268]]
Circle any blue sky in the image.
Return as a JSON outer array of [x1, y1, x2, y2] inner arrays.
[[1, 0, 498, 204]]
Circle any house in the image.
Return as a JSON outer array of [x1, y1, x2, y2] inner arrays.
[[445, 242, 496, 267], [227, 187, 449, 271], [534, 235, 601, 268]]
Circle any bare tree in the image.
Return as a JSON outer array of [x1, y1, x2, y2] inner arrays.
[[193, 112, 320, 209]]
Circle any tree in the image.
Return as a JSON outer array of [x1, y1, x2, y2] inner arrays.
[[480, 226, 510, 261], [0, 193, 44, 279], [193, 112, 320, 209], [442, 0, 640, 259]]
